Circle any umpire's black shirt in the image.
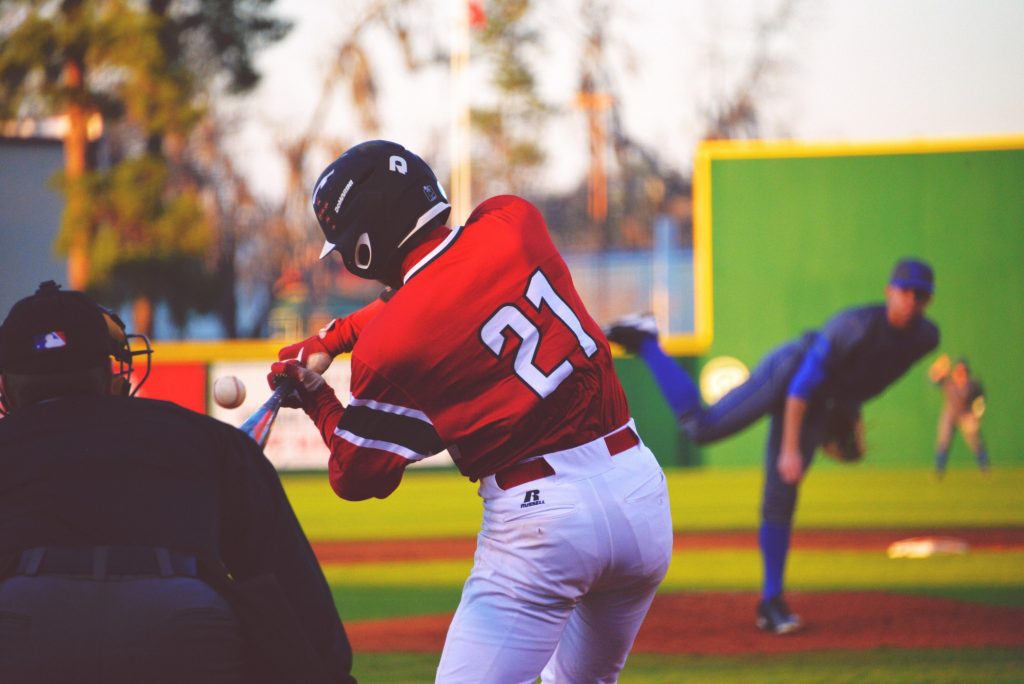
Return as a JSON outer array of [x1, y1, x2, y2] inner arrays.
[[0, 394, 352, 678]]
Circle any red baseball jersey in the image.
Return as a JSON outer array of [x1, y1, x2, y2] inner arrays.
[[320, 195, 630, 500]]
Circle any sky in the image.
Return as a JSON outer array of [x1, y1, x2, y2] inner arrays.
[[231, 0, 1024, 204]]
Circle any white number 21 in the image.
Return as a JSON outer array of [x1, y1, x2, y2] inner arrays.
[[480, 270, 597, 398]]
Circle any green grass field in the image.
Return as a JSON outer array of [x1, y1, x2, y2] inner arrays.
[[283, 466, 1024, 682]]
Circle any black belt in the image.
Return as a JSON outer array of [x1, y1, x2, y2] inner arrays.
[[14, 546, 199, 580]]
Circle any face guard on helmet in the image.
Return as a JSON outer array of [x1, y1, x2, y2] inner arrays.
[[312, 140, 451, 285], [99, 306, 153, 397]]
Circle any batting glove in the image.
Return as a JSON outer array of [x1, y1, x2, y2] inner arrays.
[[276, 293, 389, 368], [267, 360, 327, 409]]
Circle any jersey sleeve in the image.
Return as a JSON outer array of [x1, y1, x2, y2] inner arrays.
[[787, 309, 870, 400], [321, 353, 445, 501], [787, 335, 832, 399]]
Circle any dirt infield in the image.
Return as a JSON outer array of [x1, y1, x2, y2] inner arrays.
[[316, 528, 1024, 654], [345, 591, 1024, 654]]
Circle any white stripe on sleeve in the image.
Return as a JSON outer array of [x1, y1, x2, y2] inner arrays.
[[333, 428, 430, 462], [347, 395, 434, 424]]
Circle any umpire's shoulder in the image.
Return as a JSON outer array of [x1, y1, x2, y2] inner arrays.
[[126, 396, 261, 450], [126, 395, 217, 423]]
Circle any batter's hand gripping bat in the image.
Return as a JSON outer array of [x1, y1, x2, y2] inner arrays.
[[241, 349, 331, 448], [240, 377, 296, 448]]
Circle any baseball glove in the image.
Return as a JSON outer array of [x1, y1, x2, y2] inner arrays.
[[969, 381, 986, 419], [821, 399, 865, 463]]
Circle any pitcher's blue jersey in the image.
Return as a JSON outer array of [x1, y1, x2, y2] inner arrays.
[[787, 304, 939, 404]]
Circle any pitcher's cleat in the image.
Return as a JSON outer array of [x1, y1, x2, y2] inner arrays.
[[604, 313, 659, 354], [756, 595, 804, 635]]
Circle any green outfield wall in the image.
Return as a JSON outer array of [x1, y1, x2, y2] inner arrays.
[[665, 137, 1024, 468], [612, 356, 699, 467]]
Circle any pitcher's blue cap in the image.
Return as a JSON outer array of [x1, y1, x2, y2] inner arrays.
[[889, 258, 934, 294]]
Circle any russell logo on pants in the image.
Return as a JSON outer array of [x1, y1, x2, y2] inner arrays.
[[521, 490, 545, 508]]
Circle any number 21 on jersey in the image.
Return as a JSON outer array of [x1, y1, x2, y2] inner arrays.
[[479, 269, 597, 398]]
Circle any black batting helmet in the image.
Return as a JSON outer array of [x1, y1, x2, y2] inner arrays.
[[312, 140, 451, 284]]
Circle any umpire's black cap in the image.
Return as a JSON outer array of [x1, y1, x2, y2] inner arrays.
[[0, 281, 124, 375], [889, 258, 934, 294]]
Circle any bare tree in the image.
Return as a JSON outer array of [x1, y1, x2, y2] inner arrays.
[[700, 0, 804, 141], [229, 0, 446, 336]]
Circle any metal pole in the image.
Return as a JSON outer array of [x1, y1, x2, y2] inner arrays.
[[450, 0, 472, 224]]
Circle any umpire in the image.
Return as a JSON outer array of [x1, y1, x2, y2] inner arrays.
[[0, 282, 355, 684]]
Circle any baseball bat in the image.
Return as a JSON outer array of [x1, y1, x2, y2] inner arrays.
[[240, 377, 296, 448]]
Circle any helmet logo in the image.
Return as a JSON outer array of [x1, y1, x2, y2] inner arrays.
[[389, 156, 408, 174], [354, 232, 372, 269], [423, 185, 437, 202], [33, 331, 68, 350], [334, 178, 354, 213]]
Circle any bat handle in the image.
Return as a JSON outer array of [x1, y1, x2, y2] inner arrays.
[[240, 377, 297, 448]]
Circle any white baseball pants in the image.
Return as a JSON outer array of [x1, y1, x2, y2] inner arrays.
[[435, 420, 673, 683]]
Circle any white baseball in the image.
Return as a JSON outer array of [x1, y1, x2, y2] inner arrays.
[[213, 375, 246, 409]]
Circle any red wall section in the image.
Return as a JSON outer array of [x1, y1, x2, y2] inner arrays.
[[135, 362, 207, 414]]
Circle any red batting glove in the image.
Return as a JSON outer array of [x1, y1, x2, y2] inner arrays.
[[267, 360, 343, 438], [276, 333, 329, 366], [267, 360, 327, 409], [276, 295, 389, 365]]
